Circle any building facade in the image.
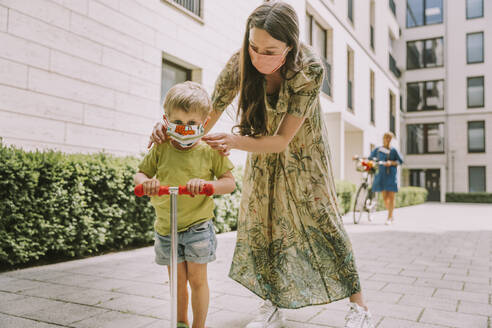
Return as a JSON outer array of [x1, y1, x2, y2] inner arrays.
[[0, 0, 401, 184], [396, 0, 491, 201]]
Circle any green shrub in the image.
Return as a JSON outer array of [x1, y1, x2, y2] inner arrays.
[[446, 192, 492, 204], [0, 145, 155, 267], [213, 167, 243, 233], [376, 186, 428, 210], [335, 180, 357, 215]]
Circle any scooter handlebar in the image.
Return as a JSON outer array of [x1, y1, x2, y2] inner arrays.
[[134, 184, 214, 197]]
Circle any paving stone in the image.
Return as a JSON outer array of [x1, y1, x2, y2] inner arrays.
[[414, 278, 464, 291], [0, 313, 60, 327], [71, 310, 156, 328], [433, 288, 489, 303], [370, 273, 416, 284], [0, 290, 25, 303], [420, 308, 488, 328], [400, 270, 444, 280], [382, 283, 435, 297], [24, 302, 107, 325], [457, 300, 492, 316], [0, 296, 62, 316], [398, 295, 457, 312], [364, 301, 422, 321], [378, 317, 448, 328], [99, 294, 167, 314], [0, 277, 44, 293]]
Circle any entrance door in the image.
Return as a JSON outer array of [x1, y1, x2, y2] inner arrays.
[[425, 169, 441, 201]]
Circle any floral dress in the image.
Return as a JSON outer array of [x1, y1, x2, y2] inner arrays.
[[211, 45, 361, 309]]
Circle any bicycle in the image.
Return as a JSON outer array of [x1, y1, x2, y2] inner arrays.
[[352, 156, 384, 224]]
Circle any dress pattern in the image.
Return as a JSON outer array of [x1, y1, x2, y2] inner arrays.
[[211, 45, 361, 309]]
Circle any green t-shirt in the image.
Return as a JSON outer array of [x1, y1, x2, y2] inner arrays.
[[138, 141, 234, 236]]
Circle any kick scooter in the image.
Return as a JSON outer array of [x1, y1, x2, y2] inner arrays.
[[134, 184, 214, 328]]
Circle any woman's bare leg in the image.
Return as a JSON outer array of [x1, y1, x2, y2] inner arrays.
[[387, 191, 396, 220], [349, 292, 368, 310]]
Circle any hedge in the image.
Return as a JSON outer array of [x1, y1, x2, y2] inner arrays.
[[376, 186, 428, 210], [446, 192, 492, 204], [335, 180, 357, 215], [0, 145, 155, 267]]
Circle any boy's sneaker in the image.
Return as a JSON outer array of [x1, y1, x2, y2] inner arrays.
[[246, 300, 284, 328], [344, 302, 374, 328]]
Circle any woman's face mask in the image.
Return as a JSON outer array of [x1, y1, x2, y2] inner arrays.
[[164, 115, 206, 148], [248, 45, 290, 75]]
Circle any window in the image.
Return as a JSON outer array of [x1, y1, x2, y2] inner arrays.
[[170, 0, 202, 17], [407, 80, 444, 111], [468, 121, 485, 153], [370, 1, 375, 50], [348, 0, 353, 22], [467, 0, 483, 19], [467, 76, 484, 108], [389, 33, 401, 77], [161, 60, 191, 105], [407, 37, 444, 69], [370, 70, 375, 124], [347, 48, 354, 111], [407, 123, 444, 154], [307, 14, 332, 97], [409, 169, 424, 187], [469, 166, 486, 192], [467, 32, 484, 64], [389, 91, 396, 134], [406, 0, 443, 28]]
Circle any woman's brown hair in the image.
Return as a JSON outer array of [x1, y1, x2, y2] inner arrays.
[[235, 1, 302, 137]]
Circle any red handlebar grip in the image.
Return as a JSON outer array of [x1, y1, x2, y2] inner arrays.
[[134, 184, 214, 197]]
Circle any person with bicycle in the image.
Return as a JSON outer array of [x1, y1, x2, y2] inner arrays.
[[369, 132, 404, 225]]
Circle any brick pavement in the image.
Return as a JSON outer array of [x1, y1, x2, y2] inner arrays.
[[0, 203, 491, 328]]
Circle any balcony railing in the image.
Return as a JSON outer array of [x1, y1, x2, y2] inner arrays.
[[389, 0, 396, 16], [172, 0, 201, 17], [389, 54, 401, 78]]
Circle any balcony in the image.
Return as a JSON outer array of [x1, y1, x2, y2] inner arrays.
[[389, 0, 396, 16], [389, 54, 401, 78]]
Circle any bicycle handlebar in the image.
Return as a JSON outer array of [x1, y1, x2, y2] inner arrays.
[[134, 184, 215, 197]]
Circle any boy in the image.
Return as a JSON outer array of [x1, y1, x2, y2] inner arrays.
[[134, 81, 235, 328]]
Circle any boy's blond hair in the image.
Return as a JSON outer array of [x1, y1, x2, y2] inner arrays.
[[164, 81, 211, 118]]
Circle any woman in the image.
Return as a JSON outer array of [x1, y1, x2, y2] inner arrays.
[[369, 132, 404, 225], [150, 2, 374, 328]]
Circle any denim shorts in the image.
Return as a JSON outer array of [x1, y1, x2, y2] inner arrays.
[[154, 220, 217, 265]]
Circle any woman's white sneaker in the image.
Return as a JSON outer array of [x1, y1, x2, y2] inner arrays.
[[245, 300, 284, 328], [344, 302, 375, 328]]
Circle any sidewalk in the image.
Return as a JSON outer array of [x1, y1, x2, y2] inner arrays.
[[1, 203, 491, 328]]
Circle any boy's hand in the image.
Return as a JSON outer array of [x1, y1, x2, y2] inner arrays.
[[186, 178, 206, 197], [142, 178, 161, 196]]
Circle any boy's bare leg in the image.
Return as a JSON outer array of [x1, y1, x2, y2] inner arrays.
[[167, 262, 189, 326], [187, 262, 209, 328]]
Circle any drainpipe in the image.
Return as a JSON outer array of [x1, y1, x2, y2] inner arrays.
[[443, 0, 450, 202]]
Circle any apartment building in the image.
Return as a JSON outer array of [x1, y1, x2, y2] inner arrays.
[[395, 0, 491, 201]]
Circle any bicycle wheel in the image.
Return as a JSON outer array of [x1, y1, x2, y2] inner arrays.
[[353, 184, 368, 224]]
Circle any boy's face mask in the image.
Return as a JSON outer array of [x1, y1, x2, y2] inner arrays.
[[164, 115, 207, 148]]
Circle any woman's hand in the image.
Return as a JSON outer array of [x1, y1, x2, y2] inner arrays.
[[202, 133, 235, 156], [142, 178, 161, 196], [186, 178, 206, 197], [384, 161, 395, 167], [147, 121, 168, 149]]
